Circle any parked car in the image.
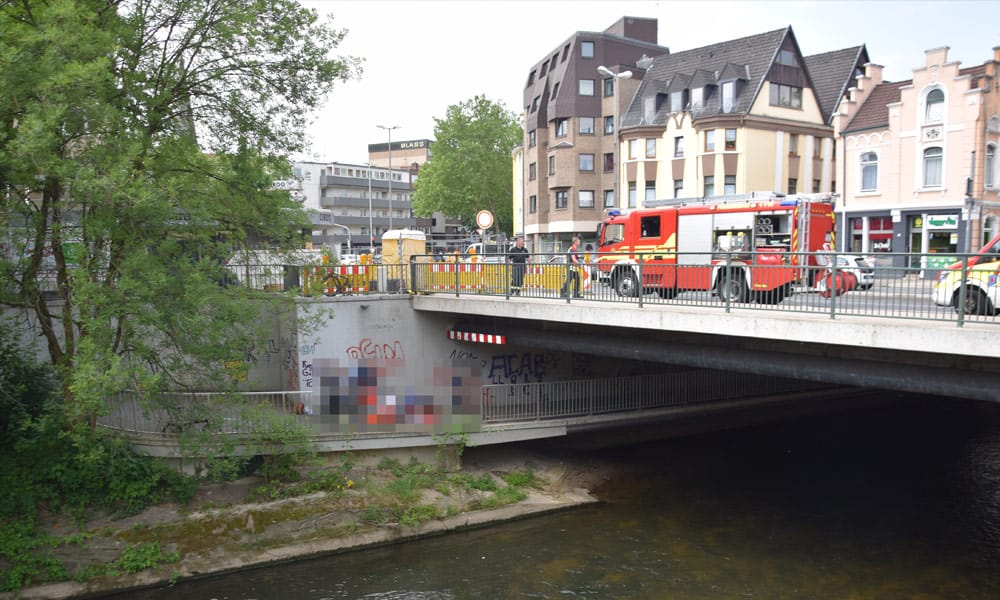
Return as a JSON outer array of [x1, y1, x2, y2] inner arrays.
[[835, 255, 876, 290]]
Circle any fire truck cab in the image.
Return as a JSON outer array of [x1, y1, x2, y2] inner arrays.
[[595, 192, 836, 303]]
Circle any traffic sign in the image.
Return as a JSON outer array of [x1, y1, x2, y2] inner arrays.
[[475, 210, 494, 230]]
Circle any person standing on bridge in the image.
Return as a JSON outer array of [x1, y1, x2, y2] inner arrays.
[[560, 236, 583, 298], [508, 236, 529, 295]]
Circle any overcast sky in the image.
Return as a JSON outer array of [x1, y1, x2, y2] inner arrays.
[[297, 0, 1000, 165]]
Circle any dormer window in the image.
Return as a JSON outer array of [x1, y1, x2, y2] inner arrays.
[[925, 88, 944, 123], [691, 87, 704, 109], [581, 41, 594, 58], [721, 81, 736, 113], [670, 90, 687, 112], [643, 95, 663, 122]]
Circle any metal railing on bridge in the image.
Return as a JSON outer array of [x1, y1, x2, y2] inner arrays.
[[481, 370, 830, 424], [409, 250, 999, 327]]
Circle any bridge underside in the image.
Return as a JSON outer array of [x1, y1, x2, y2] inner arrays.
[[415, 296, 999, 402]]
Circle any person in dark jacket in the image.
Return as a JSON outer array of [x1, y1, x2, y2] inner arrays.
[[508, 236, 529, 295]]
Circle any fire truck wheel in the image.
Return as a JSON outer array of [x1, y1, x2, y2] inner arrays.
[[718, 273, 748, 303], [613, 270, 640, 297], [656, 286, 678, 300], [955, 287, 994, 315], [753, 285, 787, 304]]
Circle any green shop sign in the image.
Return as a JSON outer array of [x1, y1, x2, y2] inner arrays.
[[926, 215, 958, 229]]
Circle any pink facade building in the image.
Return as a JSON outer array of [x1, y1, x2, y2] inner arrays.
[[834, 46, 1000, 271]]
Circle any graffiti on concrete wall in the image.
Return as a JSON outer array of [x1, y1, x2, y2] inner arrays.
[[486, 352, 549, 384], [346, 338, 404, 360]]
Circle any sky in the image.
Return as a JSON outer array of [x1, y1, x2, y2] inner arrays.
[[298, 0, 1000, 165]]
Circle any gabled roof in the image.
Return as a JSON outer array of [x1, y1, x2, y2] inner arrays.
[[804, 45, 869, 123], [623, 27, 789, 126], [842, 80, 907, 133]]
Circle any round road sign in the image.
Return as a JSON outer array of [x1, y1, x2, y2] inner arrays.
[[475, 210, 494, 230]]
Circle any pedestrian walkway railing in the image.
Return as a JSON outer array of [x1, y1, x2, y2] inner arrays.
[[97, 390, 313, 436], [97, 371, 830, 438], [481, 370, 830, 424]]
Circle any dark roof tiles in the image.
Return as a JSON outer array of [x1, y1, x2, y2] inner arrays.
[[804, 45, 868, 123], [842, 80, 907, 133]]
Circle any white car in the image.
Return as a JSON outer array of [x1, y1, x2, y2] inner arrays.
[[835, 255, 876, 290]]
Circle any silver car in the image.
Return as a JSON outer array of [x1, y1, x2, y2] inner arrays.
[[836, 255, 876, 290]]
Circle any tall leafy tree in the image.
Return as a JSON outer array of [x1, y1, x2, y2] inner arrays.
[[0, 0, 360, 421], [412, 96, 521, 234]]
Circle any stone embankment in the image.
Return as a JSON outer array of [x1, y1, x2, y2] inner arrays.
[[4, 447, 612, 600]]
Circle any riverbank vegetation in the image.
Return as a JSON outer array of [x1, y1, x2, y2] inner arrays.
[[1, 323, 551, 595]]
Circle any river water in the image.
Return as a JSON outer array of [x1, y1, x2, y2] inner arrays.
[[116, 395, 1000, 599]]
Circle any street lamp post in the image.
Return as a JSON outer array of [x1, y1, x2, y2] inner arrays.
[[367, 163, 374, 251], [597, 66, 632, 209], [377, 125, 400, 231]]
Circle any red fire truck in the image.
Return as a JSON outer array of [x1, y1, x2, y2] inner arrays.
[[595, 193, 837, 303]]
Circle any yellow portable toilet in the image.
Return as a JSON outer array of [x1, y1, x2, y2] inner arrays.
[[380, 229, 426, 292]]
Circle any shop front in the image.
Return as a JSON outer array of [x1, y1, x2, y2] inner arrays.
[[842, 210, 967, 276]]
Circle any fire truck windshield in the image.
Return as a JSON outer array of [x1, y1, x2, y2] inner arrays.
[[602, 223, 625, 246]]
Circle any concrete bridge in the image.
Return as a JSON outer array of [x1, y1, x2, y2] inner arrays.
[[100, 289, 998, 458]]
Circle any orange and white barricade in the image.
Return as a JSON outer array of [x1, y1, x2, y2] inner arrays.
[[428, 263, 484, 292], [335, 265, 369, 293]]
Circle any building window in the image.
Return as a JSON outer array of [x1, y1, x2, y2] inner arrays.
[[860, 151, 878, 192], [674, 136, 684, 157], [670, 91, 685, 112], [721, 81, 736, 113], [705, 130, 716, 152], [579, 153, 595, 172], [787, 178, 797, 194], [645, 138, 656, 159], [581, 41, 594, 58], [769, 83, 802, 109], [645, 181, 656, 204], [579, 190, 595, 208], [555, 118, 568, 138], [983, 215, 997, 246], [788, 134, 799, 156], [604, 116, 614, 134], [628, 139, 639, 159], [813, 137, 822, 158], [604, 78, 614, 97], [704, 175, 715, 197], [531, 96, 540, 113], [813, 179, 821, 193], [539, 60, 549, 77], [691, 87, 704, 109], [724, 175, 736, 195], [604, 189, 615, 207], [603, 153, 614, 172], [776, 49, 798, 67], [528, 129, 536, 147], [725, 128, 736, 151], [579, 117, 595, 134], [925, 88, 944, 123], [986, 144, 996, 187], [673, 179, 683, 198], [555, 190, 568, 209], [529, 195, 537, 214], [628, 181, 637, 208], [579, 79, 595, 96], [528, 162, 537, 181], [548, 155, 555, 175], [552, 82, 560, 98], [923, 146, 943, 186]]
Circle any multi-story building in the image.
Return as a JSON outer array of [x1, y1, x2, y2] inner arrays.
[[619, 27, 867, 209], [292, 160, 415, 251], [520, 16, 670, 252], [834, 46, 1000, 269], [367, 138, 464, 249]]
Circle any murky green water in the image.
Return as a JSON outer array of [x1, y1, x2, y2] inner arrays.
[[114, 396, 1000, 599]]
